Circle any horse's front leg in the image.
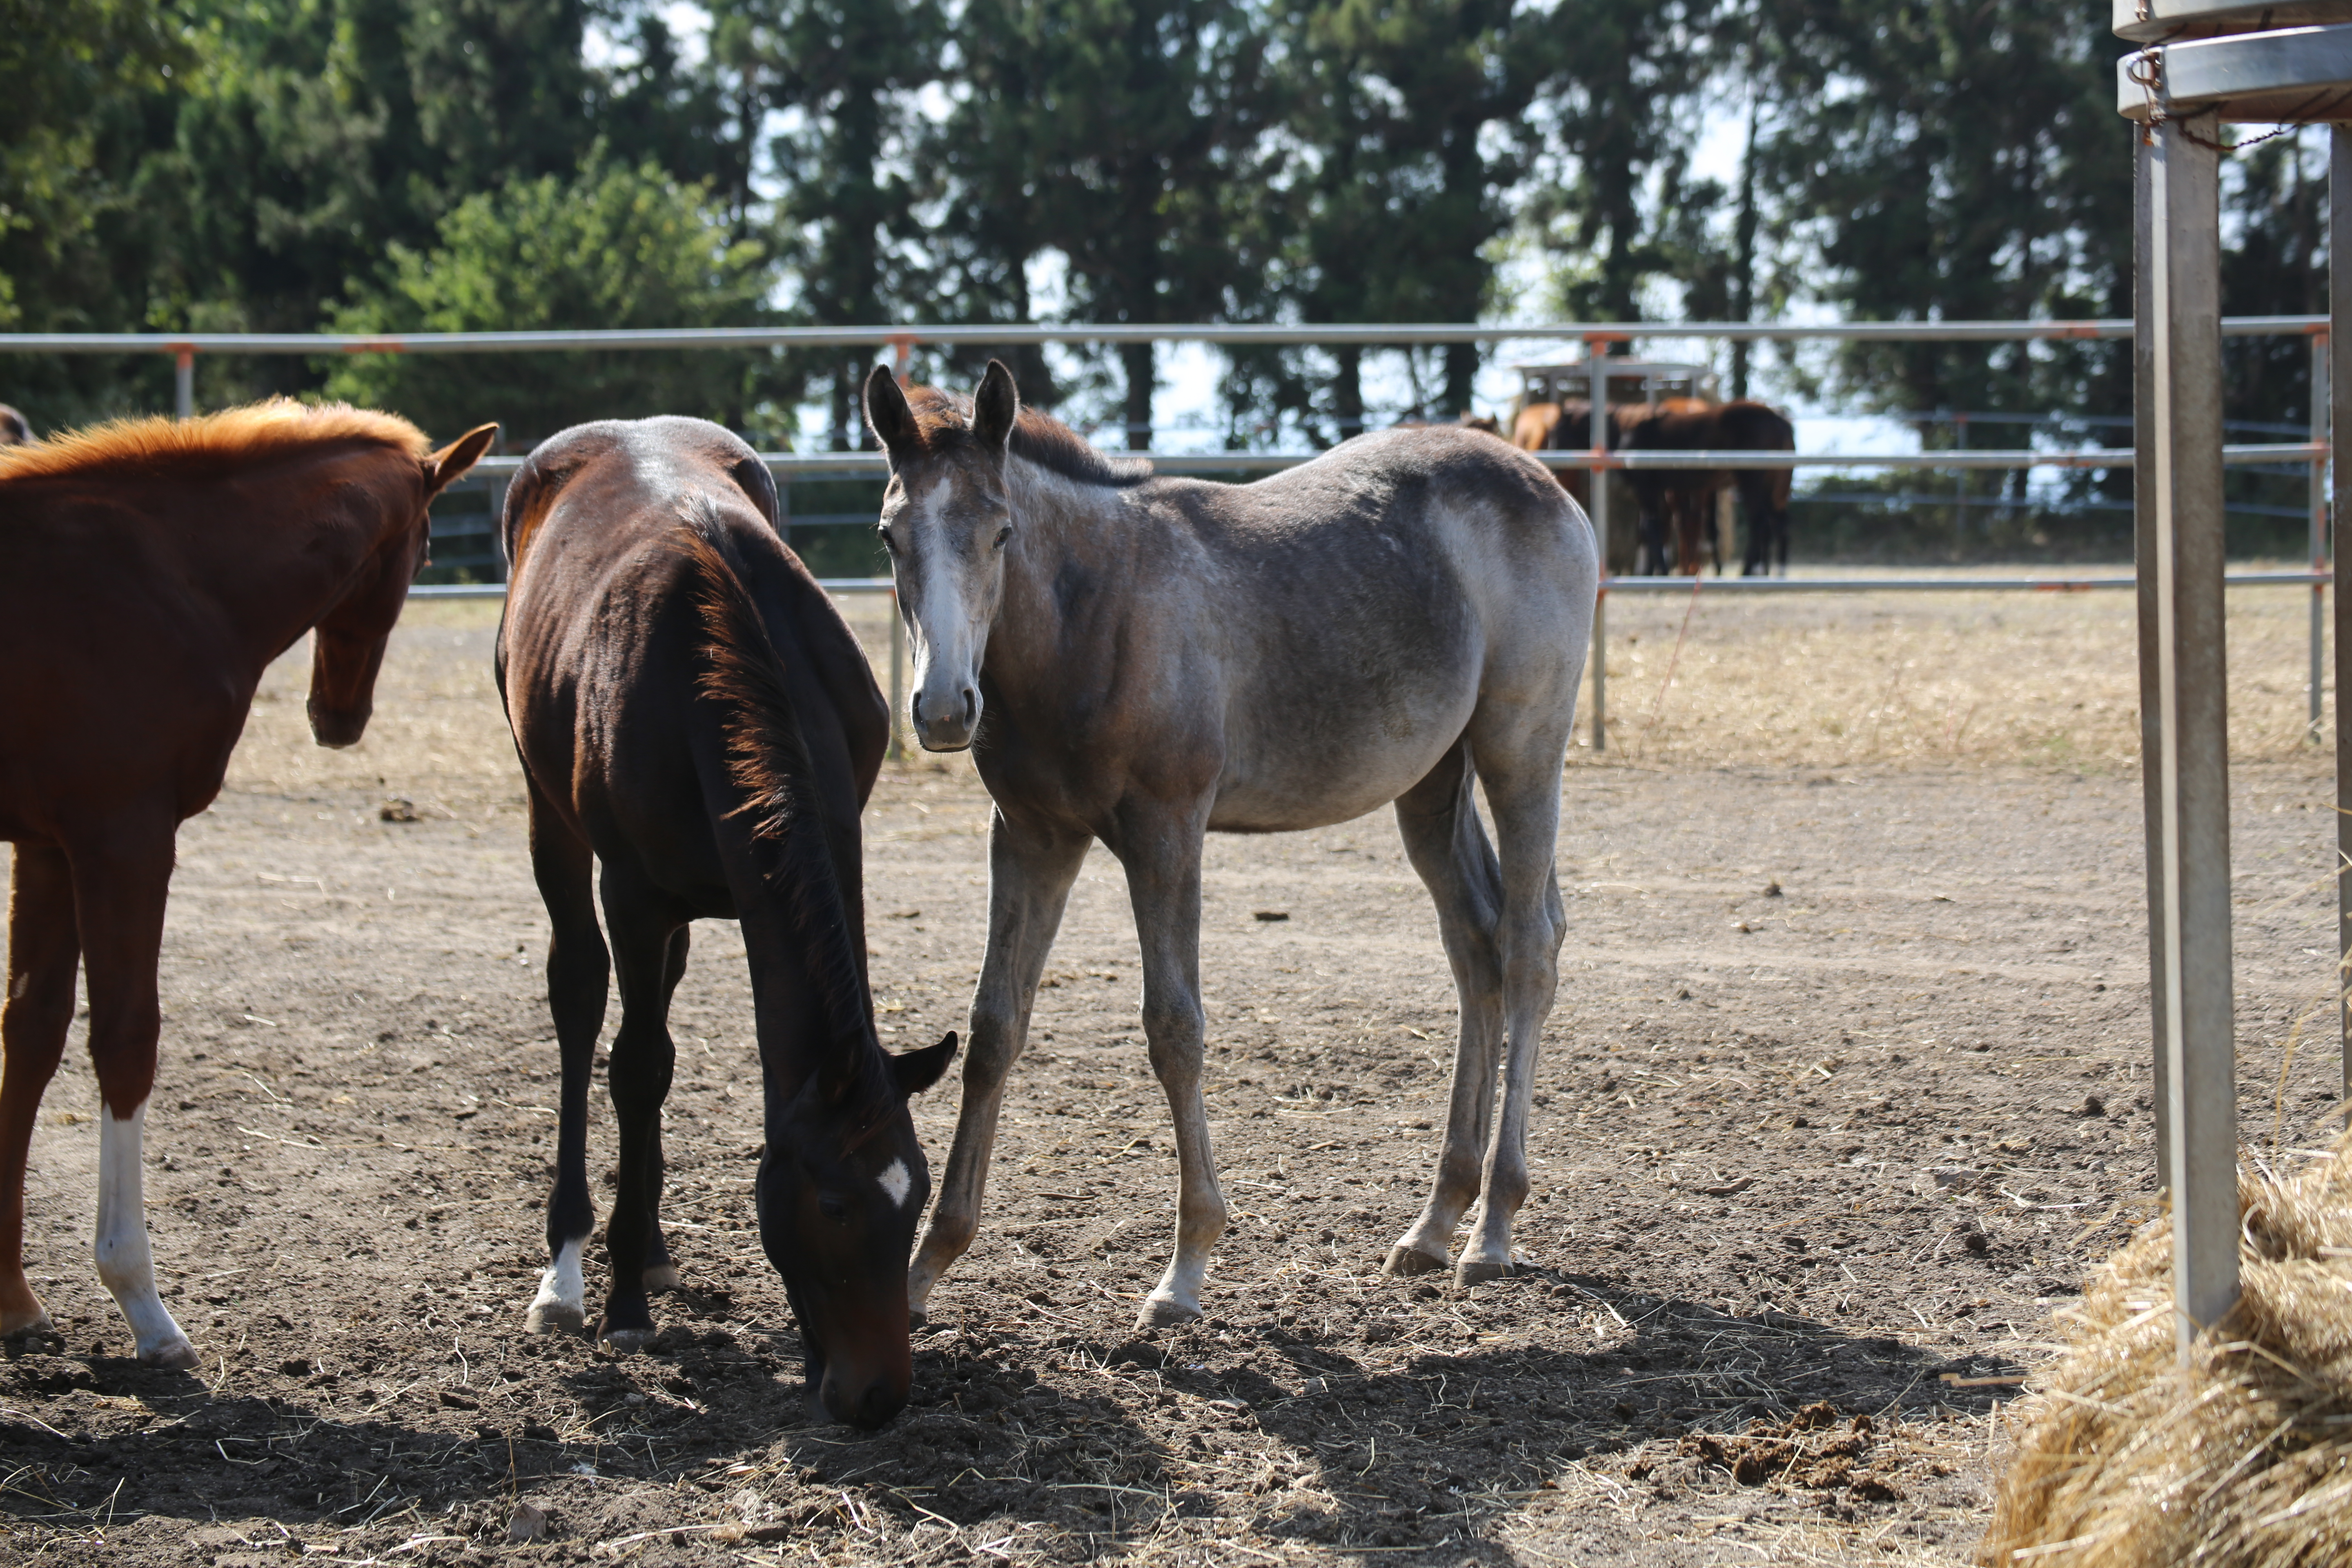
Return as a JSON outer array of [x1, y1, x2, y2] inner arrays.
[[0, 844, 79, 1346], [523, 787, 609, 1337], [907, 809, 1089, 1322], [69, 815, 198, 1368], [1115, 808, 1227, 1330]]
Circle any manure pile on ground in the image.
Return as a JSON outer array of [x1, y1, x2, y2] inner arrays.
[[1981, 1130, 2352, 1566]]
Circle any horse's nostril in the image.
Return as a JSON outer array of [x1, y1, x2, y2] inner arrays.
[[960, 688, 976, 725]]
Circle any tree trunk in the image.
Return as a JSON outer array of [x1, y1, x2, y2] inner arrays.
[[1334, 345, 1364, 440], [1731, 97, 1759, 400], [1122, 341, 1154, 450]]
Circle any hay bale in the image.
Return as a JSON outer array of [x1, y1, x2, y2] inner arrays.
[[1980, 1131, 2352, 1566]]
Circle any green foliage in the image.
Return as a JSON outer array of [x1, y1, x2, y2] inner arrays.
[[0, 0, 2325, 465], [325, 158, 774, 442]]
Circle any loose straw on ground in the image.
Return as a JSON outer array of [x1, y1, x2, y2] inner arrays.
[[1979, 1126, 2352, 1566]]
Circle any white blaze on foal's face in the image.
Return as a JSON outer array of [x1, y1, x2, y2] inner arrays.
[[878, 1158, 912, 1210]]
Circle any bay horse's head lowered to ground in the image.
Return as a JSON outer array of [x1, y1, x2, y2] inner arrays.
[[306, 415, 500, 745]]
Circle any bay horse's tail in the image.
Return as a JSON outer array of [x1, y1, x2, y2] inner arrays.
[[674, 509, 882, 1080]]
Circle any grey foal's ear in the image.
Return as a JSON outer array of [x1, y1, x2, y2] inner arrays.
[[972, 361, 1019, 454], [864, 364, 920, 463]]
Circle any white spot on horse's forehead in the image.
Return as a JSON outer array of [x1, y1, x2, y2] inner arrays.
[[878, 1158, 912, 1209]]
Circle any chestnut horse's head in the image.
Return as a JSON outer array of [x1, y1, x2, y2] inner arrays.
[[757, 1031, 958, 1428], [305, 422, 499, 747]]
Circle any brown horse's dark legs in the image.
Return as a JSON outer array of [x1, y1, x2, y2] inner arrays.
[[635, 925, 693, 1298], [909, 811, 1089, 1323], [525, 789, 608, 1337], [0, 844, 79, 1342], [1116, 809, 1225, 1331], [593, 871, 684, 1354], [1386, 743, 1507, 1279], [68, 819, 197, 1367]]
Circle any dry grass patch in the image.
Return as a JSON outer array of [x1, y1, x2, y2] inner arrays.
[[1587, 569, 2326, 771]]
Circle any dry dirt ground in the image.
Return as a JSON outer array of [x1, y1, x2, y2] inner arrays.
[[3, 583, 2346, 1568]]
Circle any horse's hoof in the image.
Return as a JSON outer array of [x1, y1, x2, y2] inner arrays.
[[598, 1324, 654, 1356], [1383, 1244, 1449, 1278], [1136, 1294, 1200, 1331], [1454, 1258, 1514, 1288], [0, 1310, 59, 1349], [907, 1303, 929, 1330], [140, 1335, 201, 1370], [525, 1301, 586, 1337], [641, 1264, 681, 1295]]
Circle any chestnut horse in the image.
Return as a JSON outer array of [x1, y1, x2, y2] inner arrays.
[[497, 417, 955, 1428], [865, 363, 1595, 1328], [0, 401, 494, 1366]]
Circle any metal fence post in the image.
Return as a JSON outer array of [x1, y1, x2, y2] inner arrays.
[[2335, 126, 2352, 1113], [2137, 117, 2240, 1357], [1588, 336, 1610, 752], [174, 347, 194, 419], [2314, 332, 2331, 743], [888, 588, 906, 762]]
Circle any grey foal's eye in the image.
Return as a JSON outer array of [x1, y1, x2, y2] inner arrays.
[[993, 526, 1011, 549]]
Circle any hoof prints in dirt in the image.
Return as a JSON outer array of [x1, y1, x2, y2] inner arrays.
[[0, 1271, 2005, 1563]]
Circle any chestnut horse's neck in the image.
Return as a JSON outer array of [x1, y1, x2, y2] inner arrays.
[[149, 445, 425, 677]]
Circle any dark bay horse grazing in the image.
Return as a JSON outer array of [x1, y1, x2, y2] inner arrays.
[[863, 362, 1596, 1327], [497, 417, 955, 1428], [0, 401, 495, 1365]]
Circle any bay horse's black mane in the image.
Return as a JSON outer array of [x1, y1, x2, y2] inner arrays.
[[900, 385, 1152, 490], [679, 510, 896, 1134]]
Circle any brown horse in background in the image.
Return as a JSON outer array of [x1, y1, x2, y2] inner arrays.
[[1622, 399, 1796, 576], [0, 401, 494, 1365]]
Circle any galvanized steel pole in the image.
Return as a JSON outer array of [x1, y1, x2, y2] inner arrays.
[[1588, 339, 1611, 752], [2313, 331, 2330, 742], [2336, 126, 2352, 1114], [2137, 117, 2240, 1355], [173, 347, 194, 419], [889, 590, 906, 763]]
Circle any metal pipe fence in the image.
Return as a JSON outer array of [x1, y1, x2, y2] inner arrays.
[[8, 314, 2330, 752]]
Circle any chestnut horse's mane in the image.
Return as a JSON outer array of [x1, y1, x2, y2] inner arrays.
[[0, 399, 429, 484], [900, 385, 1152, 490]]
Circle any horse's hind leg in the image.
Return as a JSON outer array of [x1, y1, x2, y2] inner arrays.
[[639, 924, 691, 1296], [69, 815, 199, 1367], [909, 810, 1089, 1321], [0, 844, 79, 1345], [593, 864, 688, 1354], [1454, 709, 1572, 1287], [526, 785, 610, 1337], [1385, 740, 1506, 1278]]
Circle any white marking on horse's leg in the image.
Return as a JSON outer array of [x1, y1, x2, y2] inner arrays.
[[92, 1105, 195, 1368], [527, 1237, 588, 1335], [878, 1158, 911, 1209], [1129, 833, 1225, 1330], [1140, 1064, 1226, 1328]]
